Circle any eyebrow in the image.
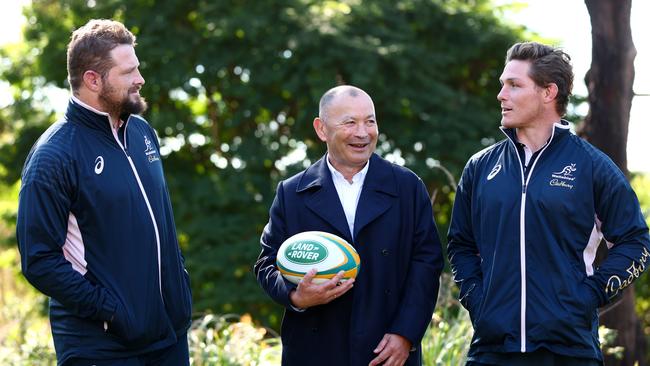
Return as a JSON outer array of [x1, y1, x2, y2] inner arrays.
[[499, 77, 521, 84], [122, 64, 139, 74], [338, 114, 376, 122]]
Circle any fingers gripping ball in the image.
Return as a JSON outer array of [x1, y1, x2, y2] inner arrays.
[[276, 231, 361, 285]]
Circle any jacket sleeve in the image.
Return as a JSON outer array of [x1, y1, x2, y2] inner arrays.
[[447, 159, 484, 323], [582, 153, 650, 308], [16, 149, 117, 322], [388, 177, 444, 345], [254, 181, 299, 310]]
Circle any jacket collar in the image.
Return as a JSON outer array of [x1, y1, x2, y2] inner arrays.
[[67, 96, 132, 137], [296, 153, 397, 196], [296, 153, 398, 241], [500, 119, 571, 147]]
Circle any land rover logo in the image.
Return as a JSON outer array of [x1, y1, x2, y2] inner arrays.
[[284, 240, 328, 265]]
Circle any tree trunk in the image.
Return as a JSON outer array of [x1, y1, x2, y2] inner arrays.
[[580, 1, 643, 365]]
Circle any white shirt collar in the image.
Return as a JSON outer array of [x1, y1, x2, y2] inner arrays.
[[325, 154, 370, 185]]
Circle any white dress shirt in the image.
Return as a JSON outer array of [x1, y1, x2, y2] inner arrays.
[[326, 155, 369, 240]]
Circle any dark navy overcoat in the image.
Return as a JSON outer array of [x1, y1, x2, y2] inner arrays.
[[255, 153, 444, 366]]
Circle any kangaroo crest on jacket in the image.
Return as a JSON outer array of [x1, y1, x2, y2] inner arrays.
[[143, 135, 160, 163]]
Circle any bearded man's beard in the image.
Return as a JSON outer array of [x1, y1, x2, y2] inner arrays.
[[99, 83, 148, 121]]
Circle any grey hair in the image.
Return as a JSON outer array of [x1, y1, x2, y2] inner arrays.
[[318, 85, 369, 122]]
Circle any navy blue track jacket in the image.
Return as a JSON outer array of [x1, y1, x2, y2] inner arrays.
[[16, 98, 192, 363], [448, 121, 650, 361]]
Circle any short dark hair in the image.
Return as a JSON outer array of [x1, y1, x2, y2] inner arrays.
[[506, 42, 573, 116], [67, 19, 136, 91]]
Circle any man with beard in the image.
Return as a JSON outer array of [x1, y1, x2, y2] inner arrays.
[[16, 19, 192, 365]]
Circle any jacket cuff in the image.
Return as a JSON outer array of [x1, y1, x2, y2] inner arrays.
[[388, 305, 432, 346], [287, 289, 306, 312]]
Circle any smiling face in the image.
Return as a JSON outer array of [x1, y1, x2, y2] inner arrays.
[[98, 44, 147, 119], [314, 90, 378, 178], [497, 59, 546, 129]]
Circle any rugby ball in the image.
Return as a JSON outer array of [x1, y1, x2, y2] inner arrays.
[[277, 231, 361, 285]]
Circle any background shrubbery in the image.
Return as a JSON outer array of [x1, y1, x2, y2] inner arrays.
[[1, 0, 649, 364]]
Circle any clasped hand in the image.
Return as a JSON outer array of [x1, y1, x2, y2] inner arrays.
[[289, 269, 355, 308]]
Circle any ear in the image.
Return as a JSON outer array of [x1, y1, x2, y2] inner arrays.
[[544, 83, 559, 104], [313, 117, 328, 142], [82, 70, 103, 93]]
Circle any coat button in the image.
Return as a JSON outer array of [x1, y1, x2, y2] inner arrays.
[[381, 249, 389, 256], [311, 327, 318, 332], [384, 289, 391, 295]]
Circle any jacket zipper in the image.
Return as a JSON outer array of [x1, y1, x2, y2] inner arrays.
[[504, 127, 557, 353], [111, 119, 164, 302]]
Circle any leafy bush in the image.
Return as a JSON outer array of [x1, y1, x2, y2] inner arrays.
[[632, 174, 650, 362], [422, 274, 472, 365], [189, 313, 280, 366], [0, 248, 56, 365]]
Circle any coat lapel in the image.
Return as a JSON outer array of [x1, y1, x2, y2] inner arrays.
[[297, 156, 352, 241], [353, 154, 397, 239]]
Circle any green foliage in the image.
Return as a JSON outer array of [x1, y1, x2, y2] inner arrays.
[[1, 0, 524, 329], [0, 182, 19, 248], [598, 326, 624, 361], [422, 274, 472, 365], [189, 314, 281, 366], [0, 248, 56, 365], [632, 174, 650, 356], [0, 174, 54, 364], [631, 174, 650, 227]]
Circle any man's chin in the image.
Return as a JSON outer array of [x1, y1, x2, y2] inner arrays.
[[124, 97, 148, 116], [501, 119, 515, 128], [349, 152, 373, 164]]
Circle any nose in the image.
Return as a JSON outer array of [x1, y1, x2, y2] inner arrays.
[[497, 86, 507, 102], [354, 122, 370, 138], [135, 69, 145, 86]]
